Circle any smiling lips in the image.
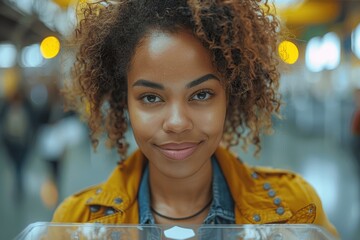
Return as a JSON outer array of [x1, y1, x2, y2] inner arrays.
[[156, 142, 200, 160]]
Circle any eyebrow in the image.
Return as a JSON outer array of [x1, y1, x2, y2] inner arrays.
[[132, 79, 164, 90], [186, 74, 219, 89], [132, 74, 219, 90]]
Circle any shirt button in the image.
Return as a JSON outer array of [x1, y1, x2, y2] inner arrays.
[[89, 205, 101, 213], [253, 214, 261, 222], [263, 182, 271, 190], [95, 188, 102, 195], [276, 207, 285, 215], [268, 189, 276, 198], [104, 207, 116, 216], [86, 198, 93, 204], [251, 172, 259, 179], [273, 197, 282, 206], [114, 197, 123, 204]]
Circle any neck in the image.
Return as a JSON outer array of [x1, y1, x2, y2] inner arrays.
[[148, 159, 213, 219]]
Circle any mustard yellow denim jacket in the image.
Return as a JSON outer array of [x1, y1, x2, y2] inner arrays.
[[52, 147, 338, 238]]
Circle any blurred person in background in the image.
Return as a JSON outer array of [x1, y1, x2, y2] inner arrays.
[[38, 110, 86, 193], [0, 85, 35, 201], [51, 0, 338, 238], [37, 82, 87, 197]]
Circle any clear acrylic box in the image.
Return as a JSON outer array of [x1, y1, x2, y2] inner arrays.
[[15, 222, 336, 240]]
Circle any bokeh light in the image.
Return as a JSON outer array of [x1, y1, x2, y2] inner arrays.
[[278, 40, 299, 64], [20, 44, 44, 68], [0, 43, 17, 68], [273, 0, 304, 9], [52, 0, 72, 9], [352, 23, 360, 59], [40, 36, 61, 59], [305, 32, 341, 72]]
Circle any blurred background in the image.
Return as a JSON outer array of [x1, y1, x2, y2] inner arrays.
[[0, 0, 360, 239]]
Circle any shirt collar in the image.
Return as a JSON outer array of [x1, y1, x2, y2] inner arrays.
[[204, 155, 235, 224], [138, 155, 235, 224], [139, 165, 155, 224]]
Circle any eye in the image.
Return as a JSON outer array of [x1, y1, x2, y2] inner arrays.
[[191, 90, 214, 101], [141, 94, 162, 103]]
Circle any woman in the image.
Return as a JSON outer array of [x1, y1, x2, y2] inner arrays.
[[52, 0, 338, 237]]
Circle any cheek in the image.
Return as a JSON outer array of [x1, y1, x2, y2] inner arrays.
[[128, 101, 161, 142], [193, 102, 227, 137]]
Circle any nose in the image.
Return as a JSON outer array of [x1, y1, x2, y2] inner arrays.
[[162, 103, 193, 133]]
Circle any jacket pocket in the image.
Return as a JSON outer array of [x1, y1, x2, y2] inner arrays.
[[287, 204, 316, 224]]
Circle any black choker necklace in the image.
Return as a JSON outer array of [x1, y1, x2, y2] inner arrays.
[[150, 198, 212, 221]]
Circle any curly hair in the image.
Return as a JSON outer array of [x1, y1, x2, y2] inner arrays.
[[64, 0, 282, 161]]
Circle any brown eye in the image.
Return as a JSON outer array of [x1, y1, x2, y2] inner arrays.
[[141, 94, 162, 103], [191, 90, 213, 101], [197, 92, 207, 100]]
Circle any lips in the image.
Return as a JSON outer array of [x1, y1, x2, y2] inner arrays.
[[155, 142, 200, 161]]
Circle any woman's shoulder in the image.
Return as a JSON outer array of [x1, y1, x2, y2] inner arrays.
[[255, 166, 338, 236], [216, 147, 320, 204], [240, 165, 338, 237], [52, 184, 101, 223], [235, 162, 322, 215], [250, 165, 318, 204], [52, 150, 147, 223], [216, 148, 338, 237]]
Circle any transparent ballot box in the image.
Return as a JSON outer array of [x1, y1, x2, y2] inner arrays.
[[15, 222, 336, 240]]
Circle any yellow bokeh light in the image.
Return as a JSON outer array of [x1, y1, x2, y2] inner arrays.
[[40, 36, 61, 59], [52, 0, 74, 9], [278, 40, 299, 64]]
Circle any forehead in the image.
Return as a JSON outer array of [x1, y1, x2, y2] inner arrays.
[[146, 32, 175, 56], [127, 30, 216, 82]]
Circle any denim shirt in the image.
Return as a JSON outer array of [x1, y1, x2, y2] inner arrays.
[[138, 155, 235, 224]]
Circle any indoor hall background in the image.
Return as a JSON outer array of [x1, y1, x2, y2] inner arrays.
[[0, 0, 360, 239]]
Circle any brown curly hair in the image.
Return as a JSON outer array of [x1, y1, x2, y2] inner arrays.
[[64, 0, 282, 161]]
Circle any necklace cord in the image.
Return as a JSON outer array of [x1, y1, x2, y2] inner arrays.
[[150, 198, 213, 221]]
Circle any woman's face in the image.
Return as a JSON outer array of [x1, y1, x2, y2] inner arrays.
[[127, 30, 227, 179]]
